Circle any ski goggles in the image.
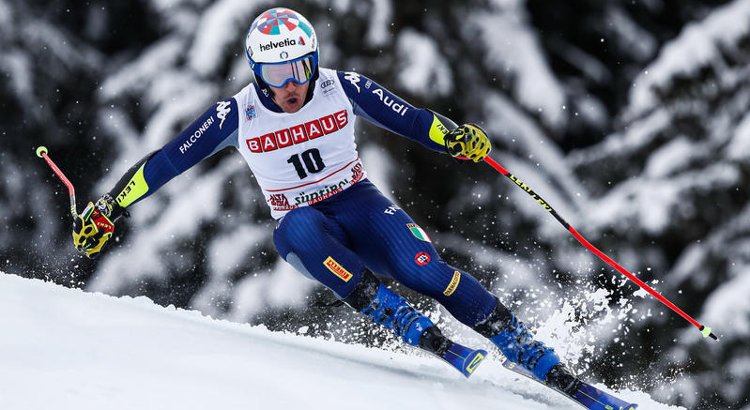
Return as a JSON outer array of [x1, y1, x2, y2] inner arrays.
[[253, 55, 317, 88]]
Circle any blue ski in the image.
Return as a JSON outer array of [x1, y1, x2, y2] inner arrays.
[[440, 342, 487, 378], [500, 358, 638, 410], [418, 327, 487, 378]]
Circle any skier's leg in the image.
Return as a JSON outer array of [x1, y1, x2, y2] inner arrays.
[[273, 206, 366, 298], [274, 205, 435, 349], [330, 181, 560, 381], [317, 181, 496, 325]]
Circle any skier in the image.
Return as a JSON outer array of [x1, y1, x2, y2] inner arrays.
[[73, 7, 577, 392]]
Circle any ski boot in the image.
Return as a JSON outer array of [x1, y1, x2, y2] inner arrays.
[[475, 297, 560, 381], [344, 271, 487, 377]]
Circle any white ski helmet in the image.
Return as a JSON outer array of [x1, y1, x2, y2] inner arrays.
[[245, 8, 319, 90]]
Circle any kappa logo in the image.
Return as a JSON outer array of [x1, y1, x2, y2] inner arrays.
[[344, 72, 361, 93], [245, 110, 348, 153], [216, 101, 232, 129]]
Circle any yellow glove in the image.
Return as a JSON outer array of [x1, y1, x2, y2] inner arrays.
[[72, 195, 117, 258], [444, 124, 491, 162]]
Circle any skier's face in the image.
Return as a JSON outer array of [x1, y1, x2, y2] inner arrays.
[[271, 81, 310, 113]]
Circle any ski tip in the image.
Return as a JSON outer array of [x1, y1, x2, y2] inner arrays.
[[36, 145, 48, 158], [461, 349, 487, 378]]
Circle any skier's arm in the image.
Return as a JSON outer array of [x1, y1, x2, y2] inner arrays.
[[110, 99, 239, 211], [337, 71, 454, 152], [337, 71, 490, 162], [72, 99, 239, 258]]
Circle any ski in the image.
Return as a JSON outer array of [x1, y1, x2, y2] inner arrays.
[[440, 342, 487, 378], [500, 358, 638, 409], [419, 327, 487, 378]]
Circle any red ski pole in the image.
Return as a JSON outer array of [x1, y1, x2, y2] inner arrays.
[[36, 146, 79, 220], [483, 156, 718, 341]]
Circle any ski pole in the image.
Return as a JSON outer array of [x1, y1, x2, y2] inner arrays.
[[36, 146, 79, 220], [483, 156, 718, 341]]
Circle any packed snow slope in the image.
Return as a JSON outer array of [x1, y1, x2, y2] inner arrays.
[[0, 273, 682, 410]]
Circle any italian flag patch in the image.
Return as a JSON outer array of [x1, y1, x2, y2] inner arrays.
[[407, 223, 431, 242]]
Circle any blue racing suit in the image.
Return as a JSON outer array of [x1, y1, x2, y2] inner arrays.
[[107, 69, 497, 328]]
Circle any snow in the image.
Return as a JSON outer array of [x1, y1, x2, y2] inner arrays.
[[569, 109, 671, 166], [0, 272, 682, 410], [468, 1, 566, 128], [360, 144, 397, 203], [396, 29, 453, 97], [584, 162, 740, 236], [701, 267, 750, 337], [206, 224, 266, 278], [643, 137, 696, 178], [188, 0, 264, 77], [363, 0, 392, 47], [0, 51, 32, 101], [606, 6, 656, 62], [189, 224, 267, 315], [99, 37, 186, 101], [628, 0, 750, 115], [89, 159, 243, 293], [225, 261, 316, 323], [482, 91, 588, 227], [726, 112, 750, 160], [0, 1, 11, 28], [534, 287, 635, 373]]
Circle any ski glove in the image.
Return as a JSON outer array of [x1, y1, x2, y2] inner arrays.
[[444, 124, 491, 163], [72, 194, 118, 258]]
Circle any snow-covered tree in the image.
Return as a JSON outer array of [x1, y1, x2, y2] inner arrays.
[[2, 1, 746, 407]]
